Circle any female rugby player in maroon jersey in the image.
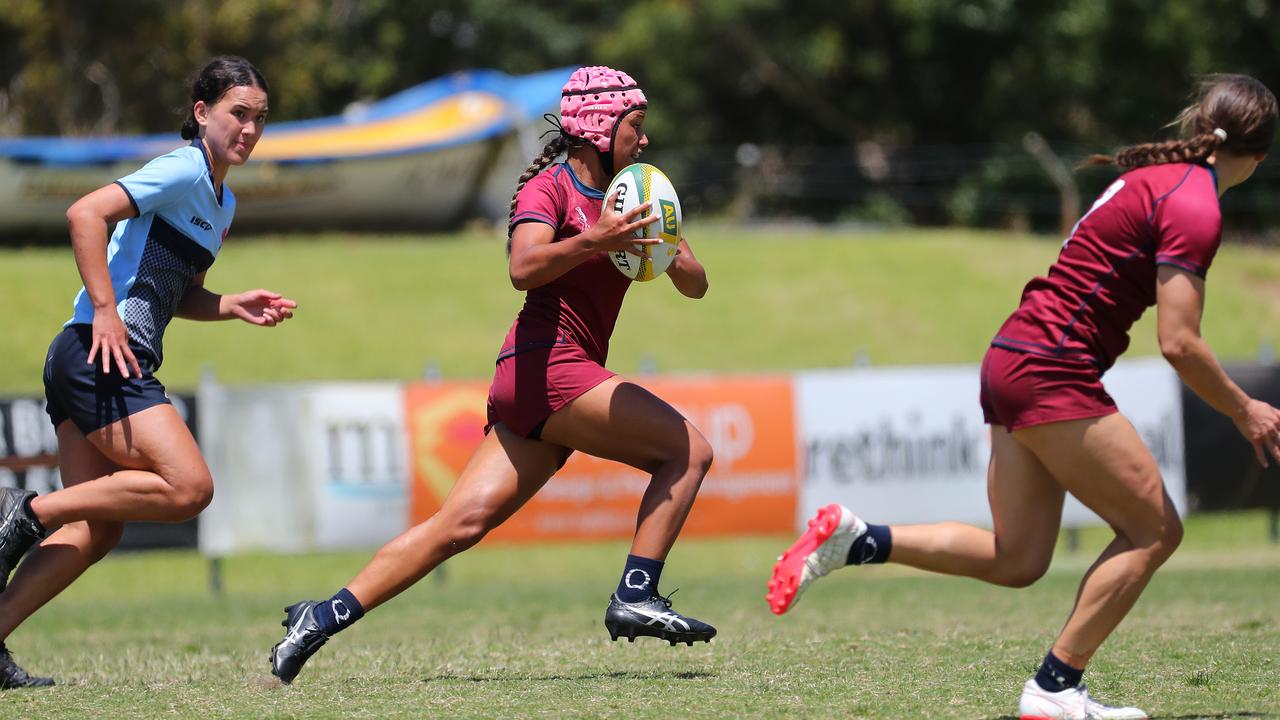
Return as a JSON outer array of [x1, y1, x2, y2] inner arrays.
[[269, 67, 716, 685], [769, 74, 1280, 719]]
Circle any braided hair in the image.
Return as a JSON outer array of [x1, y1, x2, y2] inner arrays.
[[1086, 74, 1277, 168], [506, 119, 591, 253]]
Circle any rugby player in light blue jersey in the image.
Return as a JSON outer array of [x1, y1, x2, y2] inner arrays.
[[0, 56, 295, 688]]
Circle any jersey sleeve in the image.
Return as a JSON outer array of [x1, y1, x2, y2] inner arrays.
[[1153, 172, 1222, 278], [508, 171, 563, 235], [114, 150, 204, 217]]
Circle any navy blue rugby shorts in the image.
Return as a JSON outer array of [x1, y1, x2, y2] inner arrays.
[[43, 324, 171, 435]]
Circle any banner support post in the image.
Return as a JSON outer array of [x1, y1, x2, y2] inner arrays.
[[208, 556, 223, 597]]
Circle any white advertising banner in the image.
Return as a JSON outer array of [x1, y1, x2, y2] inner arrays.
[[796, 358, 1184, 529], [199, 382, 409, 556]]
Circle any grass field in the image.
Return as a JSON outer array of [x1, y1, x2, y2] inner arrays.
[[1, 511, 1276, 719], [4, 227, 1280, 393]]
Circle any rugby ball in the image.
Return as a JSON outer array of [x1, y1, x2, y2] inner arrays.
[[605, 163, 681, 282]]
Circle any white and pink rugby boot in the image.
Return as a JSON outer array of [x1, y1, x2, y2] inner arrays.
[[766, 504, 868, 615], [1018, 679, 1148, 720]]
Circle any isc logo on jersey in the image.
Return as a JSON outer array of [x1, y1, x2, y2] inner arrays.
[[606, 163, 682, 282]]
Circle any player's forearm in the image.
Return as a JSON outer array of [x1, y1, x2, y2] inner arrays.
[[175, 286, 227, 321], [1162, 334, 1250, 422], [67, 210, 118, 313], [509, 233, 600, 290], [667, 255, 707, 298]]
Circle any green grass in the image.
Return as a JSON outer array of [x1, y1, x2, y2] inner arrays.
[[2, 511, 1277, 718], [5, 227, 1280, 393]]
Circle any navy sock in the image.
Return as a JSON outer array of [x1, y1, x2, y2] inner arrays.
[[313, 588, 365, 636], [846, 523, 892, 565], [616, 554, 664, 603], [22, 495, 45, 536], [1034, 651, 1083, 692]]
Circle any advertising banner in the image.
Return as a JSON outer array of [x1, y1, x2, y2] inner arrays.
[[199, 382, 408, 555], [407, 376, 799, 541], [796, 358, 1185, 528]]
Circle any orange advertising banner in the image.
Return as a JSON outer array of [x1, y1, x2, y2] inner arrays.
[[405, 376, 798, 541]]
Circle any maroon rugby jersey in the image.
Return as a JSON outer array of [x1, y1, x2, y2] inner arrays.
[[993, 163, 1221, 370], [500, 163, 632, 364]]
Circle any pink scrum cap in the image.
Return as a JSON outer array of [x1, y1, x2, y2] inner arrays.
[[559, 66, 647, 154]]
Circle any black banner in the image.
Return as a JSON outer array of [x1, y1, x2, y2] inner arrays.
[[0, 393, 199, 550], [1182, 364, 1280, 512]]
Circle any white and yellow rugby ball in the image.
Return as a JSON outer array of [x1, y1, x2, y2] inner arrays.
[[605, 163, 681, 282]]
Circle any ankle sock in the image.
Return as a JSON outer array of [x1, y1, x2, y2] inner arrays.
[[313, 588, 365, 636], [616, 554, 664, 603], [846, 523, 892, 565], [1034, 650, 1083, 692], [22, 495, 46, 536]]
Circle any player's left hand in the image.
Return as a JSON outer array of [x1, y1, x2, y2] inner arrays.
[[229, 289, 297, 327], [1234, 398, 1280, 468]]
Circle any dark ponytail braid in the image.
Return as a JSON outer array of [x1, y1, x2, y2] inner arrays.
[[1086, 74, 1277, 169], [1086, 132, 1224, 169], [506, 135, 570, 252]]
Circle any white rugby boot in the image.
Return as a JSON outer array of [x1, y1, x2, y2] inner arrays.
[[766, 503, 869, 615], [1018, 679, 1148, 719]]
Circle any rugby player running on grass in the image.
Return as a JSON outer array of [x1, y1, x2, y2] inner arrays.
[[767, 74, 1280, 719]]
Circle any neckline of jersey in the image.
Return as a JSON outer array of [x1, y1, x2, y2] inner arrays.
[[190, 138, 225, 207], [562, 162, 605, 200], [1201, 162, 1218, 192]]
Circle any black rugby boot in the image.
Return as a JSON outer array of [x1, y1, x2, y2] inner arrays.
[[0, 643, 54, 689], [270, 601, 329, 684], [604, 591, 716, 646], [0, 489, 45, 592]]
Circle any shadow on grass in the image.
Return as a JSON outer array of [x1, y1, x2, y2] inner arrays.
[[988, 714, 1270, 720], [424, 669, 716, 683]]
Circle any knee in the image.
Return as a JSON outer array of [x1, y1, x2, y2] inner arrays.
[[440, 506, 498, 555], [667, 430, 713, 479], [990, 545, 1052, 589], [170, 473, 214, 520], [85, 521, 125, 562], [1147, 516, 1184, 565], [998, 563, 1049, 586], [1119, 512, 1183, 569], [646, 431, 714, 480], [689, 433, 714, 478]]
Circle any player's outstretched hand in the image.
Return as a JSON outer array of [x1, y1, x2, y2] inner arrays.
[[88, 310, 142, 378], [588, 190, 660, 256], [229, 289, 298, 327], [1234, 398, 1280, 468]]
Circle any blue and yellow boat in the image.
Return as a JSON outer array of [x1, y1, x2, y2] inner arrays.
[[0, 68, 569, 233]]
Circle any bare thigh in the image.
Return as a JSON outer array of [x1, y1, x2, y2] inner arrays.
[[47, 421, 127, 546], [540, 376, 710, 472], [1014, 414, 1178, 546], [57, 420, 122, 488], [988, 425, 1066, 577], [86, 404, 210, 485]]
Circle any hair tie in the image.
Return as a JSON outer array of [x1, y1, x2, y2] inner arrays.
[[539, 112, 587, 147], [1212, 128, 1228, 142]]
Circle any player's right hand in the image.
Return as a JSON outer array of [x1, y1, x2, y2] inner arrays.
[[1234, 398, 1280, 468], [88, 310, 142, 379], [588, 190, 660, 256]]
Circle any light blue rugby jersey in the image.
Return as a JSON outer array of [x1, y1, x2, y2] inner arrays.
[[68, 139, 236, 369]]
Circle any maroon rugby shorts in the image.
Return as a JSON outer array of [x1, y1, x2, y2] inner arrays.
[[486, 342, 616, 438], [979, 345, 1117, 431]]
